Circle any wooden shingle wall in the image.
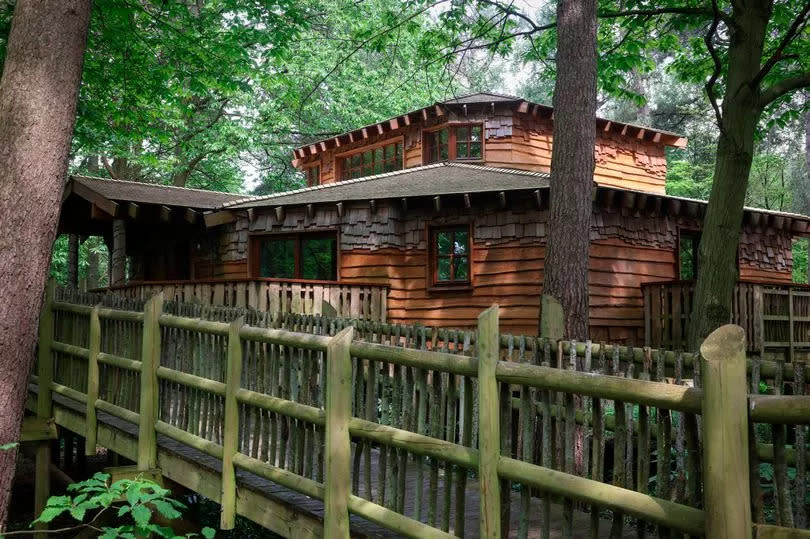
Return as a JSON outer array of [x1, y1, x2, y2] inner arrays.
[[211, 198, 794, 342]]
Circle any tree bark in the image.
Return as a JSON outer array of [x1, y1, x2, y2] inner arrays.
[[802, 108, 810, 215], [0, 0, 91, 528], [87, 248, 100, 290], [67, 234, 79, 289], [541, 0, 597, 341], [688, 1, 772, 349]]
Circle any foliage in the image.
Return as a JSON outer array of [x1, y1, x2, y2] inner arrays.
[[49, 235, 108, 288], [794, 239, 808, 284], [1, 473, 215, 539], [0, 443, 17, 452]]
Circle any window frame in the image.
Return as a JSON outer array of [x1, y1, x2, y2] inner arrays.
[[249, 230, 340, 282], [334, 136, 405, 181], [303, 161, 321, 187], [427, 223, 474, 291], [422, 123, 485, 165], [676, 228, 701, 280]]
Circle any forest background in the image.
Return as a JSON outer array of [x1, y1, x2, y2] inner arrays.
[[1, 0, 807, 286]]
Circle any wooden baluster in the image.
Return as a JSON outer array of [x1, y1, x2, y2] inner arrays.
[[221, 317, 244, 529], [137, 293, 163, 471], [85, 304, 101, 455], [478, 305, 501, 539], [701, 325, 751, 538], [324, 326, 354, 538]]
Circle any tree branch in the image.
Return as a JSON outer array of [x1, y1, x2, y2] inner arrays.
[[759, 71, 810, 108], [704, 0, 726, 133], [751, 0, 810, 90]]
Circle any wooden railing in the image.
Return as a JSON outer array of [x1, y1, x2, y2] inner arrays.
[[95, 278, 388, 321], [32, 287, 810, 537], [643, 280, 810, 356]]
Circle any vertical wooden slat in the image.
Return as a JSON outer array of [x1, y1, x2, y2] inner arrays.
[[478, 305, 501, 539], [34, 280, 54, 538], [794, 361, 807, 528], [137, 293, 163, 471], [324, 326, 354, 538], [221, 317, 244, 529], [772, 360, 794, 527], [701, 324, 751, 538], [85, 304, 101, 455]]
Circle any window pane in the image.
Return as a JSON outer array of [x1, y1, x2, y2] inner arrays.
[[470, 125, 482, 141], [260, 239, 295, 279], [454, 230, 468, 255], [679, 235, 698, 280], [456, 126, 469, 140], [301, 237, 337, 280], [470, 141, 482, 158], [374, 147, 383, 163], [437, 231, 452, 254], [453, 256, 469, 281], [437, 257, 451, 281], [352, 154, 362, 167], [439, 129, 448, 144]]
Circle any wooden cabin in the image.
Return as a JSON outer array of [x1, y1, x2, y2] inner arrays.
[[57, 92, 810, 350]]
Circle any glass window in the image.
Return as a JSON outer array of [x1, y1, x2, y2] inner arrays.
[[305, 165, 320, 187], [433, 227, 470, 284], [425, 125, 483, 164], [341, 141, 403, 180], [456, 125, 483, 159], [259, 238, 296, 279], [256, 233, 337, 280], [679, 231, 700, 280], [426, 128, 449, 164]]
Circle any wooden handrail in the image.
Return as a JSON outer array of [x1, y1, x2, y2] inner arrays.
[[93, 276, 389, 291]]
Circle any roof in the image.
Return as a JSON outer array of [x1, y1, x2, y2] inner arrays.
[[68, 175, 252, 210], [292, 92, 688, 159], [223, 163, 550, 209]]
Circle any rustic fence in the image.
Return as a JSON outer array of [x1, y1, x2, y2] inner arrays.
[[32, 287, 810, 537], [643, 280, 810, 357], [96, 278, 389, 322]]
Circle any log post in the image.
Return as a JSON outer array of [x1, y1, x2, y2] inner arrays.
[[137, 293, 163, 471], [67, 234, 79, 289], [478, 305, 501, 538], [221, 317, 244, 530], [110, 218, 126, 286], [701, 324, 751, 538], [34, 280, 54, 537], [324, 326, 354, 538], [84, 304, 101, 456]]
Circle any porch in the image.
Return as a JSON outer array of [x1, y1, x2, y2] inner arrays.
[[643, 280, 810, 357]]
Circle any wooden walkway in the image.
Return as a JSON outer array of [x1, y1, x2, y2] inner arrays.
[[37, 388, 631, 538]]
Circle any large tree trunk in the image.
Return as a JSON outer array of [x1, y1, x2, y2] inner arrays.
[[688, 2, 771, 349], [802, 108, 810, 215], [0, 0, 91, 527], [541, 0, 597, 341]]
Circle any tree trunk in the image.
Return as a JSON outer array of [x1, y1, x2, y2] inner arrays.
[[541, 0, 597, 341], [67, 234, 79, 289], [688, 2, 771, 349], [110, 219, 127, 286], [0, 0, 91, 528], [87, 248, 100, 290], [802, 108, 810, 215]]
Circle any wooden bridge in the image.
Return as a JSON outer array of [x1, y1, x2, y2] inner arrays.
[[25, 286, 810, 538]]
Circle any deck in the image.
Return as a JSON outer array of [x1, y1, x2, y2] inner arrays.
[[37, 390, 629, 538]]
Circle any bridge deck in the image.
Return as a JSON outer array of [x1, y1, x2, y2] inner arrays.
[[39, 389, 630, 538]]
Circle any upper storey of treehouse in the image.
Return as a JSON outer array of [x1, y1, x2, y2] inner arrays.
[[291, 92, 687, 195]]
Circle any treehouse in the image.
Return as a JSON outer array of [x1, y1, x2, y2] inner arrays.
[[57, 92, 810, 355]]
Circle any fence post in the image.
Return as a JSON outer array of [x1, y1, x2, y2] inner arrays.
[[85, 304, 101, 456], [478, 305, 501, 539], [324, 326, 354, 538], [701, 324, 751, 538], [34, 280, 55, 538], [137, 293, 163, 471], [221, 316, 244, 530]]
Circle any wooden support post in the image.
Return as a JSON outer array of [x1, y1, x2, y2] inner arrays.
[[110, 218, 126, 286], [478, 305, 501, 538], [701, 324, 751, 538], [324, 326, 354, 538], [138, 293, 163, 471], [34, 280, 54, 536], [221, 317, 244, 530], [85, 304, 101, 456]]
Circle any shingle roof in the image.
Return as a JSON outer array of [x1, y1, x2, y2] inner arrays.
[[223, 163, 550, 209], [70, 175, 252, 209], [440, 92, 522, 104]]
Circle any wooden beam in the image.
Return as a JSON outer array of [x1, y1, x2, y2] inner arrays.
[[306, 204, 315, 219], [402, 114, 411, 126], [309, 144, 317, 155], [517, 101, 530, 114], [621, 191, 636, 209], [336, 202, 344, 218], [477, 306, 501, 537], [319, 141, 328, 152], [636, 128, 646, 140], [667, 199, 682, 216], [620, 124, 629, 136], [422, 108, 429, 121], [389, 118, 399, 130], [433, 196, 441, 213], [348, 132, 356, 144], [749, 212, 762, 227], [653, 132, 662, 143], [361, 128, 369, 139], [184, 208, 198, 224], [334, 136, 342, 148], [400, 198, 408, 213], [247, 208, 255, 222], [369, 199, 377, 214], [603, 121, 613, 132], [376, 124, 385, 136], [274, 206, 285, 223], [434, 104, 445, 116], [463, 193, 471, 209], [498, 191, 507, 209], [534, 189, 543, 209], [19, 417, 57, 442], [127, 202, 139, 220], [204, 210, 237, 227], [531, 104, 539, 116], [73, 180, 119, 217], [635, 194, 648, 212], [159, 205, 172, 222], [771, 215, 785, 230]]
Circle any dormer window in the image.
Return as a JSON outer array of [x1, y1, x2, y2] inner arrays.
[[305, 164, 320, 187], [339, 140, 403, 180], [424, 124, 483, 164]]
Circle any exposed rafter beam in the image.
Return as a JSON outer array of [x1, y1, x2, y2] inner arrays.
[[127, 202, 139, 220]]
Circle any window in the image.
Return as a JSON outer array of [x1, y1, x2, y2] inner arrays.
[[305, 165, 320, 187], [254, 233, 338, 280], [340, 141, 403, 180], [678, 230, 700, 280], [424, 124, 483, 164], [432, 226, 471, 286]]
